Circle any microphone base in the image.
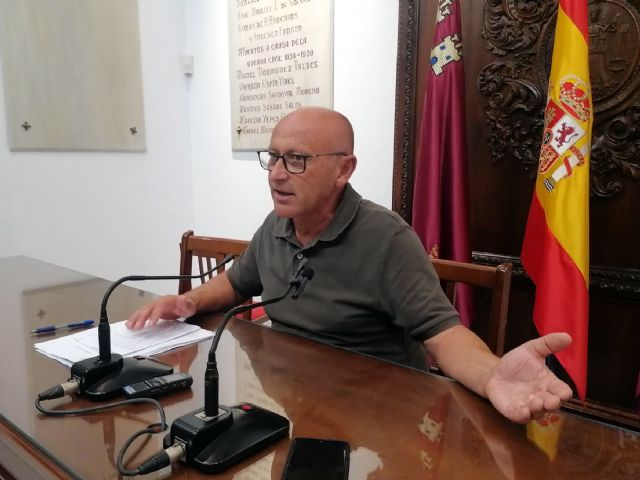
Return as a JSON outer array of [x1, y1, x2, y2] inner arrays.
[[71, 355, 173, 401], [166, 403, 289, 473]]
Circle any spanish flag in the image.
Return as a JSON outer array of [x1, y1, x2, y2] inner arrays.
[[521, 0, 592, 401]]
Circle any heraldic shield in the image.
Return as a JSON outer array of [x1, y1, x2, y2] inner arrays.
[[538, 75, 592, 193]]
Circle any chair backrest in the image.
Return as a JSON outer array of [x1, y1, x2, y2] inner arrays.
[[431, 258, 513, 357], [178, 230, 249, 295]]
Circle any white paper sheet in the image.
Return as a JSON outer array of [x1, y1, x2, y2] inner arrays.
[[34, 320, 212, 366]]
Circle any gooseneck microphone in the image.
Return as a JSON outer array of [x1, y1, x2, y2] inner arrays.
[[204, 262, 314, 416], [165, 259, 314, 474], [67, 255, 236, 401]]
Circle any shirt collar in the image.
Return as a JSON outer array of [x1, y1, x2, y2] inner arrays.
[[272, 183, 362, 245]]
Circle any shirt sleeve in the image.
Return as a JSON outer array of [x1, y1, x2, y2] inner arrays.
[[227, 226, 264, 298], [378, 226, 461, 341]]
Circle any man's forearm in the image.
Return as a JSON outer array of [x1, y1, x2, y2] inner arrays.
[[183, 271, 248, 314], [424, 325, 500, 397]]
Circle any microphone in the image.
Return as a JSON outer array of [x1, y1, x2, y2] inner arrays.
[[67, 255, 236, 401], [166, 260, 314, 474]]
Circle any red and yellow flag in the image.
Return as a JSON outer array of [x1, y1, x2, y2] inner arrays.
[[412, 0, 473, 327], [521, 0, 592, 401]]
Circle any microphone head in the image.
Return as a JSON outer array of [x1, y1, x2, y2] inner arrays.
[[301, 267, 314, 280], [293, 257, 309, 276], [291, 267, 314, 300]]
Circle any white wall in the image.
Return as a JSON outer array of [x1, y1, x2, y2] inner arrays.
[[187, 0, 399, 238], [0, 0, 194, 294], [1, 0, 398, 294]]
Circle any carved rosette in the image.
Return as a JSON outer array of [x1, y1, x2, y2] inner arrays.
[[591, 103, 640, 196], [477, 59, 545, 172], [482, 0, 556, 56], [479, 0, 640, 197], [478, 1, 555, 174]]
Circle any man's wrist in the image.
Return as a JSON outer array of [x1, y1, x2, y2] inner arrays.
[[181, 292, 199, 314], [478, 355, 500, 398]]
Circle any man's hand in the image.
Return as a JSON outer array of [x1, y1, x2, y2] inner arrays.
[[125, 295, 197, 330], [485, 333, 574, 423]]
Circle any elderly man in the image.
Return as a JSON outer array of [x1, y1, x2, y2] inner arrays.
[[127, 106, 573, 423]]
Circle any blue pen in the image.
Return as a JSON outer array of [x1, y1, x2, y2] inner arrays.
[[30, 319, 95, 334]]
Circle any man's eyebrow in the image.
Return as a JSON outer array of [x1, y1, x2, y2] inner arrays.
[[272, 148, 313, 155]]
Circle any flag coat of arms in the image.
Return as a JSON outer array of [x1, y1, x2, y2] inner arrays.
[[521, 0, 592, 401]]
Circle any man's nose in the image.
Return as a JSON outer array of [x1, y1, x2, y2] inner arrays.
[[269, 157, 289, 178]]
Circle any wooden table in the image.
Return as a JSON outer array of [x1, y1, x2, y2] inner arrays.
[[1, 256, 638, 479]]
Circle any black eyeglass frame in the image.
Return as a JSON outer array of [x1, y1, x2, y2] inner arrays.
[[257, 150, 347, 174]]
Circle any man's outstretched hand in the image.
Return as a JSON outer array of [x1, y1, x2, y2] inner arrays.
[[125, 294, 197, 330], [485, 333, 574, 423]]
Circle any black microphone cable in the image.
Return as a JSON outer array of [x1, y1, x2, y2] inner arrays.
[[35, 395, 171, 476]]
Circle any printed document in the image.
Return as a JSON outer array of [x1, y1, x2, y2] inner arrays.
[[34, 320, 212, 366]]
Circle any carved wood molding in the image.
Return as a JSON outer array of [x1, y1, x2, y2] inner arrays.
[[479, 0, 640, 198], [472, 251, 640, 300], [393, 0, 419, 223]]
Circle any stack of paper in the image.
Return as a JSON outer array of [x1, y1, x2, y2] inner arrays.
[[34, 320, 213, 367]]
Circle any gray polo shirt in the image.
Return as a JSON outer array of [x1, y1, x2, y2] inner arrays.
[[227, 183, 460, 366]]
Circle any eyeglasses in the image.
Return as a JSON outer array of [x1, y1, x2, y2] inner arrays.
[[257, 150, 347, 174]]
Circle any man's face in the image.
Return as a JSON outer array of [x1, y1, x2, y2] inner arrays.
[[267, 111, 348, 223]]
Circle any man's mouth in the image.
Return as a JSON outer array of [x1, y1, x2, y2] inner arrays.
[[272, 189, 294, 198]]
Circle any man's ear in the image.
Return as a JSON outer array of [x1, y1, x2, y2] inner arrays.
[[336, 154, 357, 187]]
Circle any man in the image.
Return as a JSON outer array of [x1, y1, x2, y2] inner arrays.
[[127, 107, 573, 424]]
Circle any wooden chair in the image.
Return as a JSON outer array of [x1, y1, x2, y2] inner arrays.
[[178, 230, 255, 320], [178, 230, 249, 294], [431, 258, 513, 357]]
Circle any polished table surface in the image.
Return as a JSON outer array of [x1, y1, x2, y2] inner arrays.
[[1, 256, 639, 479]]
